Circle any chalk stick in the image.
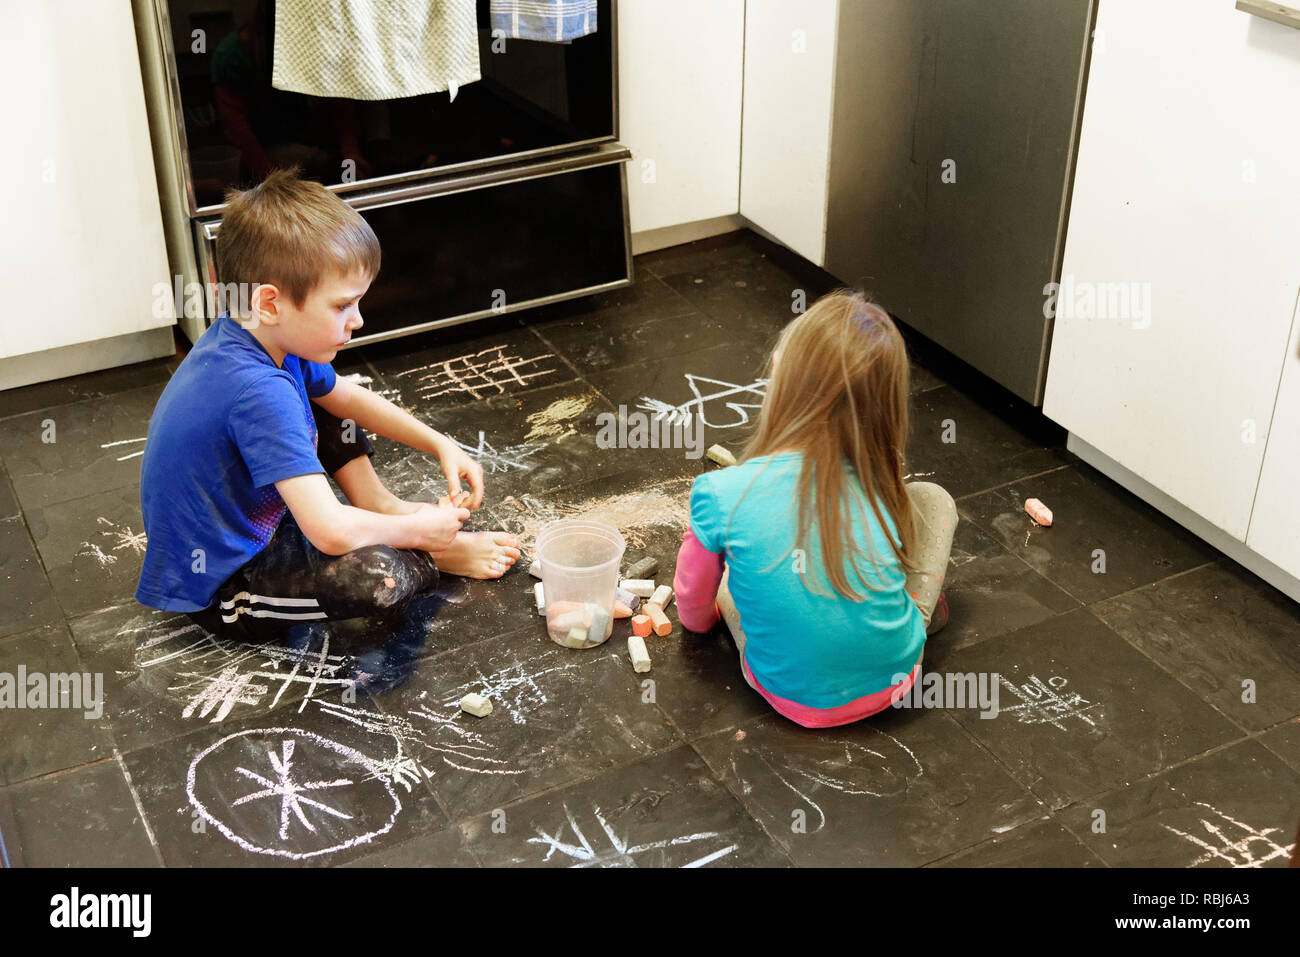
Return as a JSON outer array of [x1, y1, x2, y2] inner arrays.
[[644, 602, 672, 637], [649, 584, 674, 609], [613, 601, 633, 619], [566, 626, 590, 647], [1024, 498, 1053, 527], [534, 581, 545, 615], [459, 693, 492, 718], [706, 444, 737, 467], [529, 560, 544, 580], [615, 587, 641, 612], [550, 609, 587, 632], [627, 635, 652, 673], [621, 579, 655, 598], [587, 604, 612, 642], [631, 615, 652, 637], [626, 557, 659, 580]]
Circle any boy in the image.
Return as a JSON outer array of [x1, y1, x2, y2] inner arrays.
[[135, 168, 520, 639]]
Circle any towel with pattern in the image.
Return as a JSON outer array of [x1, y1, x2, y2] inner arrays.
[[490, 0, 598, 43], [272, 0, 481, 101]]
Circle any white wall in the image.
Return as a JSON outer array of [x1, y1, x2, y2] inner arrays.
[[1043, 0, 1300, 541], [0, 0, 174, 360], [617, 0, 745, 234]]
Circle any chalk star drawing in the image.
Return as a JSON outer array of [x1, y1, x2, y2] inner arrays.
[[730, 733, 923, 833], [997, 674, 1101, 731], [528, 803, 738, 868], [395, 345, 557, 401], [100, 436, 146, 461], [188, 728, 400, 860], [76, 516, 147, 567], [1163, 802, 1296, 868], [449, 430, 545, 474], [637, 373, 768, 429]]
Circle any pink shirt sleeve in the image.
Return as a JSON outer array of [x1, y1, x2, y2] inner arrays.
[[673, 528, 724, 632]]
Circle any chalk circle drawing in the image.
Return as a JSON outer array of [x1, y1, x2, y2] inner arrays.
[[76, 516, 147, 568], [1162, 801, 1296, 868], [638, 373, 768, 429], [729, 730, 924, 833], [395, 345, 557, 401], [528, 802, 739, 868], [997, 673, 1101, 731], [187, 728, 399, 860]]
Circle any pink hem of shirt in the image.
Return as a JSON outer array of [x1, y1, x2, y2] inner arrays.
[[742, 655, 922, 729]]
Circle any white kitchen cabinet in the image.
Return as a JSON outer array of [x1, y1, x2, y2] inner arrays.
[[738, 0, 839, 266], [1247, 293, 1300, 575], [618, 0, 745, 236], [1043, 0, 1300, 550], [0, 0, 175, 385]]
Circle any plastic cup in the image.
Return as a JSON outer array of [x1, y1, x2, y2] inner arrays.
[[535, 520, 625, 649]]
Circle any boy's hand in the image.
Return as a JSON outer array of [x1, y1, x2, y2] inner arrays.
[[437, 443, 485, 509], [409, 502, 470, 552]]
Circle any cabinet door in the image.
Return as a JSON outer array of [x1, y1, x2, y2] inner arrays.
[[1247, 295, 1300, 577], [738, 0, 839, 265], [619, 0, 744, 232], [1042, 0, 1300, 540]]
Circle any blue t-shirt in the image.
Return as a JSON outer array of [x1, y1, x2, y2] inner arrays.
[[135, 315, 337, 612], [690, 453, 926, 707]]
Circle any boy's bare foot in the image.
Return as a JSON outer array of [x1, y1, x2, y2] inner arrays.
[[431, 531, 521, 579]]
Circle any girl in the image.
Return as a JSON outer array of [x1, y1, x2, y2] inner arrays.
[[672, 289, 957, 728]]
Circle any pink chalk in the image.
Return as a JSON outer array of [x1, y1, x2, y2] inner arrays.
[[1024, 498, 1053, 527]]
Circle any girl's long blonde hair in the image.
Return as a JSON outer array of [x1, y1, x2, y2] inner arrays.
[[739, 289, 917, 600]]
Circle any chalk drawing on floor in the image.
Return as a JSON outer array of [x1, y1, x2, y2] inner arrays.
[[1162, 802, 1296, 868], [76, 516, 148, 567], [997, 674, 1101, 731], [187, 728, 400, 860], [440, 657, 590, 726], [527, 803, 738, 868], [731, 733, 924, 834], [637, 373, 768, 429], [100, 436, 147, 461], [448, 430, 546, 474], [340, 372, 403, 404], [395, 345, 557, 401]]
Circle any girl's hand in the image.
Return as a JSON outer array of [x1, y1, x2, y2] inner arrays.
[[437, 442, 485, 509]]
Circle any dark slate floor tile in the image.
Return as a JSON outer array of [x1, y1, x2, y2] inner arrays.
[[461, 744, 789, 867], [369, 631, 683, 822], [0, 358, 172, 421], [369, 381, 645, 506], [1055, 740, 1300, 868], [959, 466, 1221, 605], [26, 485, 147, 619], [363, 314, 574, 415], [637, 230, 782, 280], [67, 602, 413, 754], [1257, 718, 1300, 773], [0, 516, 63, 641], [934, 608, 1241, 810], [1092, 563, 1300, 732], [0, 624, 114, 784], [526, 275, 734, 378], [0, 466, 18, 519], [929, 816, 1104, 868], [6, 759, 159, 867], [906, 387, 1071, 500], [341, 821, 481, 867], [658, 258, 814, 347], [936, 508, 1082, 654], [0, 384, 162, 511], [120, 689, 454, 867], [692, 708, 1045, 867]]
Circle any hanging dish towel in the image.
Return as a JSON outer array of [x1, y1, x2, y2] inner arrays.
[[490, 0, 598, 43], [272, 0, 481, 101]]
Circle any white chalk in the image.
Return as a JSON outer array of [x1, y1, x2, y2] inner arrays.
[[707, 445, 737, 467], [649, 584, 673, 609], [627, 635, 652, 673], [565, 625, 590, 647], [459, 693, 492, 717], [587, 603, 612, 642], [621, 579, 655, 598], [529, 560, 543, 580], [534, 581, 546, 615]]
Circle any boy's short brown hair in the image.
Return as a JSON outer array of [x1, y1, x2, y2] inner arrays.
[[215, 167, 380, 314]]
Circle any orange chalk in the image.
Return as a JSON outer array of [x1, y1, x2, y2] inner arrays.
[[1024, 497, 1053, 527], [631, 615, 652, 637], [645, 602, 672, 637], [613, 601, 633, 619]]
